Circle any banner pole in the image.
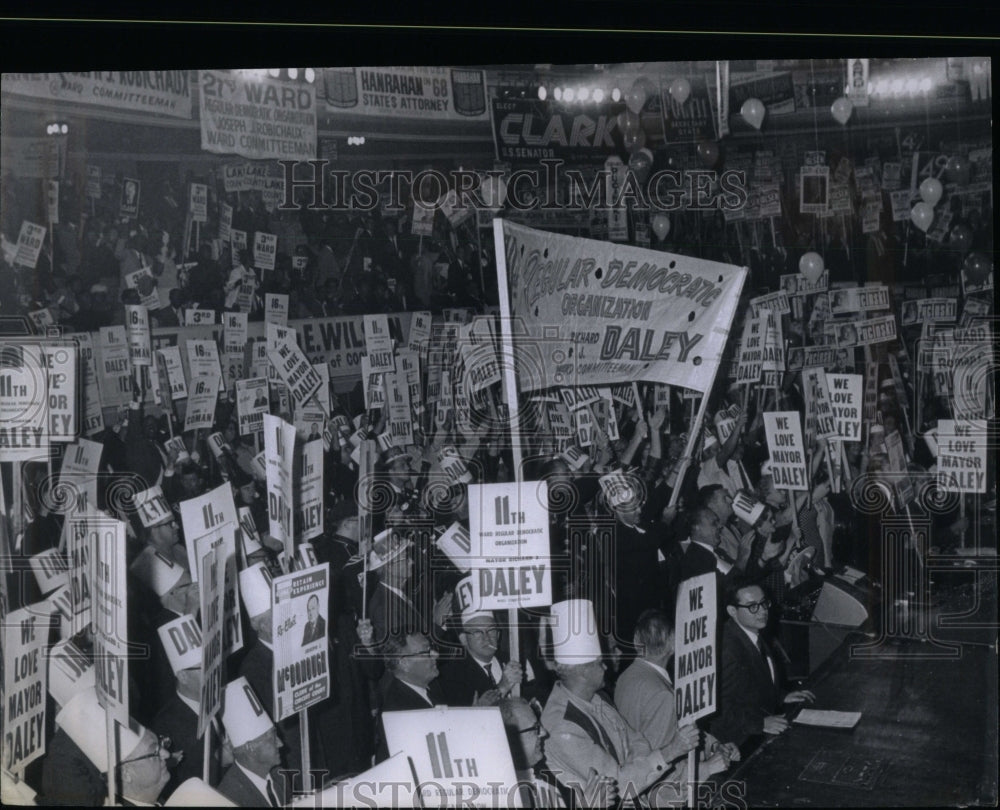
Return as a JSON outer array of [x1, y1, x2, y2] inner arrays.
[[493, 218, 523, 672], [686, 749, 697, 808], [202, 715, 212, 783], [106, 715, 117, 806], [300, 709, 312, 793], [668, 392, 712, 509], [631, 382, 644, 423]]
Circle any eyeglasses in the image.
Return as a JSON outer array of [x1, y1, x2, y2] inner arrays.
[[398, 646, 437, 658], [466, 627, 501, 640], [736, 599, 771, 615], [516, 721, 543, 735], [121, 735, 171, 766]]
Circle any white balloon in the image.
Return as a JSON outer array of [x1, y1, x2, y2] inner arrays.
[[669, 78, 692, 105], [910, 202, 934, 232], [919, 177, 943, 207], [740, 98, 765, 130], [651, 214, 671, 241], [830, 96, 854, 125]]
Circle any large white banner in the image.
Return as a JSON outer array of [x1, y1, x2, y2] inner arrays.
[[2, 71, 192, 119], [497, 220, 747, 393], [2, 604, 54, 773], [199, 69, 317, 162]]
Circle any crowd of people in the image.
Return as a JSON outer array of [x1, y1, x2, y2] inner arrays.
[[1, 139, 993, 809]]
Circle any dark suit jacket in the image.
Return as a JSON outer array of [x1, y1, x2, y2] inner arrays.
[[437, 652, 505, 707], [151, 693, 221, 799], [217, 763, 270, 806], [374, 676, 446, 762], [38, 728, 106, 806], [302, 615, 327, 645], [711, 620, 784, 748], [677, 541, 736, 622]]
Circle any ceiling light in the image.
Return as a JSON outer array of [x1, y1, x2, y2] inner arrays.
[[304, 68, 316, 83], [611, 87, 622, 102], [553, 87, 563, 101], [267, 69, 281, 78], [288, 68, 299, 80], [563, 88, 576, 102], [538, 85, 547, 100], [592, 88, 605, 103]]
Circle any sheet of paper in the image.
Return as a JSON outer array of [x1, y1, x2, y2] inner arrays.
[[794, 709, 862, 729]]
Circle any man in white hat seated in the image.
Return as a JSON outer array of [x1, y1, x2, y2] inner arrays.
[[39, 687, 176, 806], [615, 609, 739, 804], [373, 629, 447, 762], [540, 600, 701, 806], [151, 614, 229, 798], [438, 576, 524, 707], [218, 677, 284, 807]]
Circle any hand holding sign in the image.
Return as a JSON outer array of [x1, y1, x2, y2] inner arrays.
[[498, 660, 524, 694], [581, 770, 619, 808], [356, 618, 374, 647]]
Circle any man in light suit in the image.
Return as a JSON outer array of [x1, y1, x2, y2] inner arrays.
[[712, 582, 815, 755], [615, 609, 739, 801]]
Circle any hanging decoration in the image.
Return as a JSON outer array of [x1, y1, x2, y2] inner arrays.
[[830, 96, 854, 125], [740, 97, 765, 130]]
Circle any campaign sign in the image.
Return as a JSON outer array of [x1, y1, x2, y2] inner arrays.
[[156, 345, 188, 400], [264, 414, 296, 558], [826, 374, 863, 441], [674, 573, 717, 725], [2, 604, 54, 773], [190, 518, 243, 658], [179, 483, 239, 583], [763, 412, 808, 491], [267, 337, 322, 411], [40, 342, 79, 442], [197, 539, 226, 738], [134, 485, 173, 527], [14, 221, 46, 268], [254, 232, 278, 271], [125, 304, 152, 367], [67, 332, 104, 436], [236, 377, 269, 435], [468, 481, 551, 610], [828, 286, 891, 315], [801, 366, 838, 442], [183, 374, 221, 432], [936, 419, 987, 493], [92, 517, 130, 725], [271, 563, 331, 722], [265, 292, 288, 326], [0, 343, 50, 462], [297, 439, 324, 541], [382, 707, 519, 808], [189, 182, 208, 223], [289, 752, 419, 808]]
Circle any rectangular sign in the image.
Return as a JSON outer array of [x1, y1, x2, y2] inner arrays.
[[900, 297, 957, 326], [2, 604, 54, 772], [199, 69, 316, 162], [271, 563, 331, 721], [835, 315, 897, 348], [92, 517, 130, 725], [0, 343, 50, 462], [763, 411, 809, 491], [829, 286, 891, 315], [264, 414, 296, 557], [674, 573, 717, 725], [467, 481, 551, 610], [936, 419, 987, 493], [826, 373, 863, 441], [324, 66, 488, 120], [297, 439, 324, 541], [2, 71, 192, 118], [197, 536, 226, 737]]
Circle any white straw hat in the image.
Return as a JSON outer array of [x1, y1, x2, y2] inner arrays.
[[55, 687, 145, 772], [48, 639, 95, 709], [238, 561, 273, 619], [130, 545, 186, 597], [164, 777, 236, 806]]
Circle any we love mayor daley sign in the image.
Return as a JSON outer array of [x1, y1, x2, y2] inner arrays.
[[467, 482, 551, 610]]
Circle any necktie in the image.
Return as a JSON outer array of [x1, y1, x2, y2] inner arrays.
[[483, 662, 498, 688], [266, 778, 279, 807], [756, 636, 773, 681]]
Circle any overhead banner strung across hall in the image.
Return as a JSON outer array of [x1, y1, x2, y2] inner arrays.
[[497, 220, 747, 393], [1, 71, 192, 119], [199, 69, 317, 162], [322, 66, 488, 120]]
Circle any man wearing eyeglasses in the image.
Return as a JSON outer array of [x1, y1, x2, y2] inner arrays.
[[713, 582, 816, 753], [374, 630, 447, 762], [438, 610, 523, 707]]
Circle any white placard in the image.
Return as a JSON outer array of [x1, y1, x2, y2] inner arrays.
[[467, 481, 552, 610], [763, 411, 808, 491], [936, 419, 988, 493], [826, 373, 863, 441], [674, 573, 717, 724]]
